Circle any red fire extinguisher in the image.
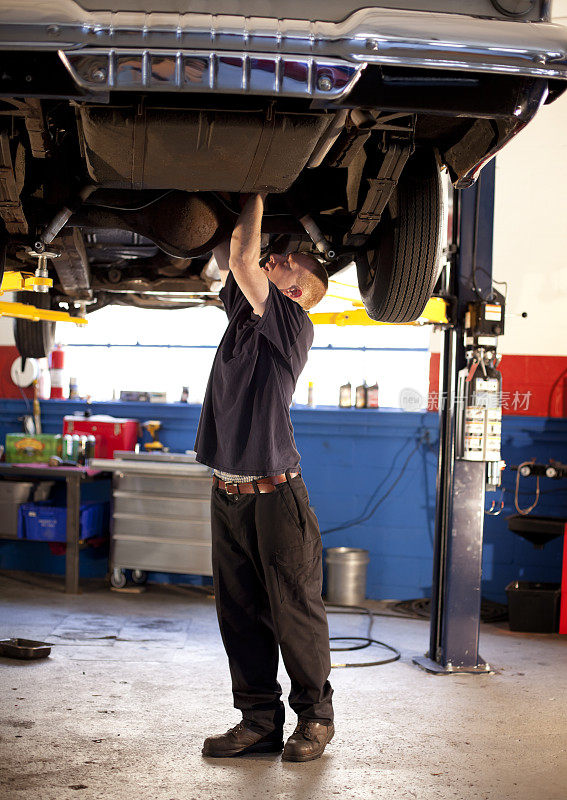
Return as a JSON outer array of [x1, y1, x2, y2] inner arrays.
[[49, 345, 65, 399]]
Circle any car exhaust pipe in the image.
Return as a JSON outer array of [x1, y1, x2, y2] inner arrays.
[[35, 185, 96, 251], [299, 214, 336, 261]]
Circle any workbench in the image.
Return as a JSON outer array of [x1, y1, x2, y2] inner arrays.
[[0, 463, 111, 594]]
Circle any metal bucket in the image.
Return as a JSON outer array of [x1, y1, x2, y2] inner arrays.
[[325, 547, 370, 606]]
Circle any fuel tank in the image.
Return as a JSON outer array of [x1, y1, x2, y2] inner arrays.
[[78, 105, 332, 193]]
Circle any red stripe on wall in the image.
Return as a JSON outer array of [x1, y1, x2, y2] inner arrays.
[[429, 353, 567, 417], [0, 345, 34, 400]]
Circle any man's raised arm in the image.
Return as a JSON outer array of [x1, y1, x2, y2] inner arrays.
[[228, 194, 269, 316]]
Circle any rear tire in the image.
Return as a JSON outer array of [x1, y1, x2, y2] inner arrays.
[[355, 150, 443, 323], [13, 292, 56, 359]]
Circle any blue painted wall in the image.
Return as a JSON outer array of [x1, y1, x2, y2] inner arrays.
[[1, 399, 565, 601]]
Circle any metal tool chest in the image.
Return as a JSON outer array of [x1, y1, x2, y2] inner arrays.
[[90, 451, 212, 587]]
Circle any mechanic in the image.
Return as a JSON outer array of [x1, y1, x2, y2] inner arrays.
[[194, 193, 334, 762]]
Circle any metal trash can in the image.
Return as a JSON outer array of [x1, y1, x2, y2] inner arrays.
[[325, 547, 370, 606]]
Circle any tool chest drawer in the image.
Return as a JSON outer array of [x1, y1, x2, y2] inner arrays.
[[113, 491, 210, 521], [112, 538, 212, 576], [116, 473, 211, 498], [112, 514, 211, 542]]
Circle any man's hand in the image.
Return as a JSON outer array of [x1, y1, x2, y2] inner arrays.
[[229, 194, 269, 316]]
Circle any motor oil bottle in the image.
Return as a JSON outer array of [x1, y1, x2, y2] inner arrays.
[[339, 381, 352, 408], [71, 434, 81, 463], [307, 381, 315, 407], [85, 435, 97, 461], [62, 434, 74, 461], [366, 382, 379, 408], [355, 381, 368, 408]]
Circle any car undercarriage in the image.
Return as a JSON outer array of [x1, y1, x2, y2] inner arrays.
[[0, 2, 566, 357]]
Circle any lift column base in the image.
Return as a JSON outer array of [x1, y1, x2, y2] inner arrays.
[[416, 460, 491, 676], [412, 655, 492, 675]]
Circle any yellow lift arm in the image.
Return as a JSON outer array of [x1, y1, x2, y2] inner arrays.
[[0, 270, 87, 326], [0, 270, 52, 294], [310, 296, 449, 326]]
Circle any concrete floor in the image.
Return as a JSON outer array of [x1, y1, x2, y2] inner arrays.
[[0, 572, 566, 800]]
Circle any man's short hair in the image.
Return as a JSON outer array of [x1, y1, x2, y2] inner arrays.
[[294, 254, 329, 311]]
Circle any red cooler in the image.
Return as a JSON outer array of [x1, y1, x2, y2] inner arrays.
[[63, 415, 139, 458]]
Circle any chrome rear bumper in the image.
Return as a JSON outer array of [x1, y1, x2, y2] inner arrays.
[[0, 3, 566, 100], [60, 50, 363, 100]]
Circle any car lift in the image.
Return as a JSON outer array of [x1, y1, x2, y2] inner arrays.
[[414, 159, 504, 674], [309, 295, 449, 327], [312, 163, 503, 673], [0, 268, 87, 326]]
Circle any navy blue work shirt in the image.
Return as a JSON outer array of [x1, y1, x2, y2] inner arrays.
[[194, 271, 313, 475]]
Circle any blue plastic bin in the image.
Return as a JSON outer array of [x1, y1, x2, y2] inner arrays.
[[18, 501, 108, 542]]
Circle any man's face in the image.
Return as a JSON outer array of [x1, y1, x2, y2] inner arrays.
[[262, 252, 316, 301]]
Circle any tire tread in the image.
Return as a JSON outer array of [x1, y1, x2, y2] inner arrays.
[[13, 292, 56, 359], [356, 151, 443, 323]]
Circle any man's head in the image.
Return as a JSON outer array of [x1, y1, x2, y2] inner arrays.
[[262, 252, 328, 310]]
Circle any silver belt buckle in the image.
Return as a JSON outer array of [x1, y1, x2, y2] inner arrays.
[[225, 482, 239, 495]]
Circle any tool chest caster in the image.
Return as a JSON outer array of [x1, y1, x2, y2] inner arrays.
[[131, 569, 148, 585], [110, 568, 127, 589]]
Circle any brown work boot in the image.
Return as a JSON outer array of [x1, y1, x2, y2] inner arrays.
[[282, 720, 335, 762], [202, 721, 284, 758]]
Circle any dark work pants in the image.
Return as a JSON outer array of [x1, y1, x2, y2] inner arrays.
[[210, 474, 334, 734]]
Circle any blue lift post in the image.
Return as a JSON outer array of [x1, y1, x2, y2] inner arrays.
[[414, 160, 498, 675]]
